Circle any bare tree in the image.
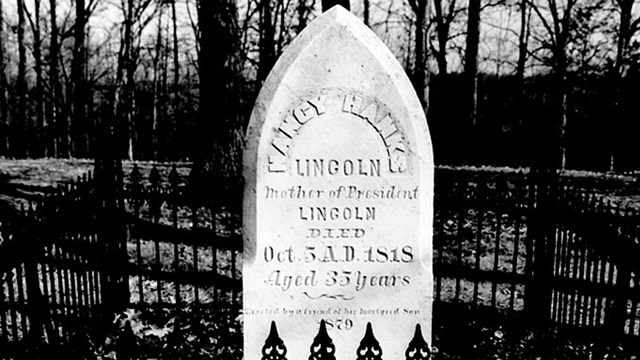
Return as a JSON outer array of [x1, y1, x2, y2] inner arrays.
[[70, 0, 88, 157], [26, 0, 46, 156], [297, 0, 316, 33], [121, 0, 135, 160], [529, 0, 578, 169], [613, 0, 638, 74], [151, 6, 163, 160], [194, 0, 244, 208], [609, 0, 640, 170], [363, 0, 370, 26], [431, 0, 461, 76], [408, 0, 430, 107], [171, 0, 179, 91], [114, 0, 158, 160], [16, 0, 28, 157], [257, 0, 276, 83], [48, 0, 65, 157], [0, 0, 8, 154], [516, 0, 530, 84], [465, 0, 480, 126]]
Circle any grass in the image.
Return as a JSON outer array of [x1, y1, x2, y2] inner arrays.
[[0, 158, 193, 210]]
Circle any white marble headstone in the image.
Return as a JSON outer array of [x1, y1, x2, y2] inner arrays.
[[243, 6, 434, 360]]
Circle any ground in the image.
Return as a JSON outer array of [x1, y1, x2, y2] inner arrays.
[[1, 158, 639, 359]]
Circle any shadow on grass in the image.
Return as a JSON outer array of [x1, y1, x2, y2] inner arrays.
[[433, 302, 638, 360]]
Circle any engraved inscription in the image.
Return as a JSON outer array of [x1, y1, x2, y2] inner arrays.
[[244, 7, 433, 360], [267, 89, 409, 174], [295, 159, 381, 177], [269, 95, 328, 172], [299, 206, 375, 221]]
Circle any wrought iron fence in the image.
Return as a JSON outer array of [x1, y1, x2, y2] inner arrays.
[[1, 165, 639, 358]]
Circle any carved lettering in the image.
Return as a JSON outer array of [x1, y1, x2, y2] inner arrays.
[[308, 95, 328, 115], [293, 103, 316, 124], [375, 115, 399, 139], [299, 206, 376, 221], [390, 152, 408, 173], [328, 160, 339, 175], [268, 155, 287, 173], [268, 90, 410, 174], [384, 132, 405, 153], [271, 136, 290, 156], [295, 159, 382, 177], [358, 102, 377, 123], [342, 93, 363, 114], [278, 115, 302, 138]]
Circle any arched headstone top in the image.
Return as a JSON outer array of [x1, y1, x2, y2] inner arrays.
[[245, 4, 433, 196], [243, 5, 434, 360]]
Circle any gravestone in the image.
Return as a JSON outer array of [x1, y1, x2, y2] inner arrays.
[[243, 5, 434, 360]]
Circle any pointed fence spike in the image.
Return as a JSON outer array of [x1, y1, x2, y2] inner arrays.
[[168, 164, 181, 187], [309, 320, 336, 360], [149, 165, 162, 186], [405, 324, 431, 360], [356, 322, 382, 360], [262, 321, 287, 360], [268, 321, 280, 340], [130, 164, 142, 183]]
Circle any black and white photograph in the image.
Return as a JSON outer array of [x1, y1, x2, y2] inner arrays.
[[0, 0, 639, 359]]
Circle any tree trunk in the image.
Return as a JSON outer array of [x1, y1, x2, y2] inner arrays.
[[172, 0, 179, 92], [296, 0, 314, 34], [322, 0, 349, 10], [49, 0, 65, 157], [615, 0, 632, 74], [194, 0, 243, 209], [465, 0, 480, 127], [17, 0, 27, 158], [121, 0, 135, 160], [555, 57, 568, 170], [152, 7, 163, 161], [0, 0, 8, 155], [432, 0, 449, 77], [413, 0, 428, 109], [33, 0, 45, 157], [559, 75, 568, 170], [363, 0, 370, 26], [516, 0, 528, 85], [515, 0, 529, 160], [610, 0, 634, 171], [257, 0, 276, 84], [71, 0, 87, 158]]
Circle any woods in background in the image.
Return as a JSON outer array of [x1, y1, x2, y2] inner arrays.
[[0, 0, 638, 171]]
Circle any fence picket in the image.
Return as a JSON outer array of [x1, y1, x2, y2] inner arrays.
[[169, 165, 182, 306], [454, 180, 465, 303], [472, 183, 485, 305], [509, 190, 522, 312]]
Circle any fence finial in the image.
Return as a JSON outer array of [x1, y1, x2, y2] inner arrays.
[[262, 321, 287, 360], [405, 324, 431, 360], [356, 323, 382, 360], [309, 320, 336, 360]]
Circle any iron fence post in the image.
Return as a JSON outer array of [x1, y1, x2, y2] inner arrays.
[[526, 167, 558, 328], [94, 118, 128, 332]]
